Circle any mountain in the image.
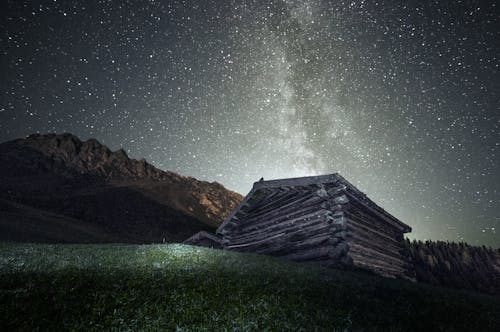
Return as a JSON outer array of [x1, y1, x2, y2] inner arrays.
[[0, 133, 242, 243]]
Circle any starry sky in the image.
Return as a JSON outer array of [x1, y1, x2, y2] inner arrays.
[[1, 0, 499, 246]]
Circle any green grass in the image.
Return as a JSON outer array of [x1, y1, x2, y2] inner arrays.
[[0, 243, 498, 331]]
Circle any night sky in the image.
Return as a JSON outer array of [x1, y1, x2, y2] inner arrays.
[[1, 0, 499, 246]]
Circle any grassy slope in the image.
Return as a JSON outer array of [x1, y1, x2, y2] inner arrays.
[[0, 243, 498, 331]]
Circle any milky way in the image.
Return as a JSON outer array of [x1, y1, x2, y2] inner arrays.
[[1, 0, 499, 246]]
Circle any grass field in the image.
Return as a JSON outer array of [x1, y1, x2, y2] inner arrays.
[[0, 243, 499, 331]]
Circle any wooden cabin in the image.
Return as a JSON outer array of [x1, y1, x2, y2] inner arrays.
[[187, 174, 414, 279], [184, 231, 222, 249]]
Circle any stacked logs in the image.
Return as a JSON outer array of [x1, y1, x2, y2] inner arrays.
[[217, 174, 414, 279]]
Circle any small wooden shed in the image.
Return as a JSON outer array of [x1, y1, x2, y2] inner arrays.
[[184, 231, 222, 249], [215, 174, 414, 279]]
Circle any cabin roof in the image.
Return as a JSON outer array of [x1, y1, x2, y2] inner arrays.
[[252, 173, 341, 190], [217, 173, 412, 234]]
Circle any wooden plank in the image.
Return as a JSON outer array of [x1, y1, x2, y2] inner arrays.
[[225, 210, 342, 243], [349, 251, 407, 270], [350, 259, 407, 277], [230, 202, 329, 234], [347, 242, 407, 267], [239, 184, 346, 226], [344, 210, 402, 240], [244, 189, 287, 213], [245, 193, 324, 222], [225, 216, 334, 248], [346, 227, 403, 255], [263, 235, 343, 256], [348, 240, 406, 266], [349, 252, 408, 274], [226, 220, 338, 249], [282, 246, 333, 261], [253, 234, 336, 256], [246, 191, 316, 219], [345, 217, 404, 249], [231, 191, 348, 235], [344, 190, 410, 232], [246, 190, 300, 215]]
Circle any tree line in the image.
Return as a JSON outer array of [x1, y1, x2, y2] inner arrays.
[[405, 239, 500, 295]]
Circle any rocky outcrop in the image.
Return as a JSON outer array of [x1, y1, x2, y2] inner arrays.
[[0, 133, 243, 243], [11, 133, 175, 179]]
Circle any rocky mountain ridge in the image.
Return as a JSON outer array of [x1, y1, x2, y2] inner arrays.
[[0, 133, 243, 243], [12, 133, 170, 179]]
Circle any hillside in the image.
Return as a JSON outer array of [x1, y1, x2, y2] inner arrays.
[[0, 133, 242, 243], [0, 243, 498, 331]]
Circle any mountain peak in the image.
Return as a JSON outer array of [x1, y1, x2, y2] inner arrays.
[[0, 132, 243, 242], [9, 133, 165, 180]]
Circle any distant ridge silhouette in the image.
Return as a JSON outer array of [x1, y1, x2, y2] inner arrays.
[[0, 133, 242, 243]]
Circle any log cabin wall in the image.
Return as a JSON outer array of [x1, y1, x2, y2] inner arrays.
[[216, 174, 414, 279]]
